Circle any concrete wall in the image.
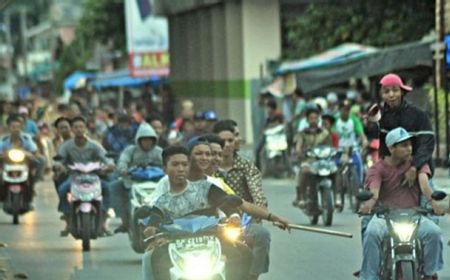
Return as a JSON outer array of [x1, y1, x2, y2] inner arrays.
[[163, 0, 281, 143]]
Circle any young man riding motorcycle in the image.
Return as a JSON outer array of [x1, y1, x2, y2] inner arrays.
[[359, 127, 444, 280], [292, 106, 332, 208], [110, 122, 163, 233], [54, 116, 115, 236], [141, 146, 290, 280], [0, 114, 40, 204]]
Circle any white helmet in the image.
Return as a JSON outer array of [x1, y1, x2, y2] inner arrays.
[[313, 97, 327, 112]]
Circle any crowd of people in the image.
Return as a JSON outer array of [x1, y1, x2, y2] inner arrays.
[[0, 72, 445, 280]]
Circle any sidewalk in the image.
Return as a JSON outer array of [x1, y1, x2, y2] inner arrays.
[[433, 167, 450, 191]]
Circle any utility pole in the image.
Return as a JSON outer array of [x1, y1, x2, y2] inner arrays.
[[19, 6, 28, 78]]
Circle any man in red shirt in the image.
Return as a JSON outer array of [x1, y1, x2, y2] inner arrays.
[[359, 127, 443, 280]]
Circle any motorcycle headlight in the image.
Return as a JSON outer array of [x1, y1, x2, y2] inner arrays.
[[318, 168, 331, 176], [391, 221, 417, 242], [134, 187, 154, 205], [8, 149, 25, 163], [222, 226, 242, 242], [78, 192, 95, 201], [169, 243, 221, 279]]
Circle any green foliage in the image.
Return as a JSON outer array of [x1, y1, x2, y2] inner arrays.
[[283, 0, 434, 59], [427, 85, 447, 144], [54, 0, 125, 94]]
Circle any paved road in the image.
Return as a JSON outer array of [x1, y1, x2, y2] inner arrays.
[[1, 174, 450, 280]]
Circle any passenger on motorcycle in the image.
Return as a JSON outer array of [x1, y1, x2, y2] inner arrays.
[[54, 116, 115, 236], [334, 102, 368, 207], [102, 113, 136, 154], [142, 146, 290, 280], [292, 106, 332, 208], [359, 127, 444, 280], [0, 114, 40, 204], [110, 122, 163, 233], [213, 120, 274, 280], [52, 117, 72, 192], [373, 73, 434, 188]]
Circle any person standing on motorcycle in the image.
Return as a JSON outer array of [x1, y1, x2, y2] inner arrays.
[[54, 116, 115, 236], [334, 101, 368, 207], [0, 114, 40, 204], [372, 73, 434, 188], [292, 107, 332, 208], [111, 122, 163, 233], [359, 127, 444, 280], [213, 120, 272, 280], [142, 146, 290, 280]]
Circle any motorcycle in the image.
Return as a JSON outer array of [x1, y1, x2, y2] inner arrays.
[[262, 123, 291, 178], [67, 162, 103, 251], [357, 190, 446, 280], [127, 166, 165, 253], [301, 145, 338, 226], [1, 149, 33, 224], [144, 213, 252, 280]]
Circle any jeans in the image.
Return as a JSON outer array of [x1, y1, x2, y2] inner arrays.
[[110, 180, 129, 222], [57, 178, 111, 214], [142, 241, 252, 280], [360, 215, 443, 280], [245, 223, 271, 276]]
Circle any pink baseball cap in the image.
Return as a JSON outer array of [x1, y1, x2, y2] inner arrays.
[[379, 73, 412, 92], [18, 106, 29, 115]]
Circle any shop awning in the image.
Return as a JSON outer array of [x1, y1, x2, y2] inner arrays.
[[63, 71, 96, 90], [90, 68, 162, 89]]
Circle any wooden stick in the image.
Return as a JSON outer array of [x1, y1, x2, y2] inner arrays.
[[273, 222, 353, 238]]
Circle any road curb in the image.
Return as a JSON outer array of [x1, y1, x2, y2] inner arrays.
[[0, 247, 14, 280]]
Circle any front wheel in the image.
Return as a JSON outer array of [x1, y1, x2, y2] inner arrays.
[[321, 188, 334, 226], [81, 213, 92, 251], [397, 261, 418, 280]]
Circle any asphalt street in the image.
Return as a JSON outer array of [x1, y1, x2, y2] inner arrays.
[[0, 171, 450, 280]]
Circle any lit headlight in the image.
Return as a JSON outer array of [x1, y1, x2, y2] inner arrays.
[[318, 168, 331, 176], [223, 226, 242, 242], [170, 245, 221, 279], [8, 149, 25, 162], [391, 221, 417, 242]]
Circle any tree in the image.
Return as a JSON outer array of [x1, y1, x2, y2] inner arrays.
[[54, 0, 125, 94], [282, 0, 434, 59]]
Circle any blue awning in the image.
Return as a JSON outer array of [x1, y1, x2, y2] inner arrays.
[[64, 71, 96, 90], [91, 68, 161, 89]]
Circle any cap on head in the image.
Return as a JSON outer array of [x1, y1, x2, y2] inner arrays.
[[385, 127, 414, 147], [380, 73, 412, 92], [186, 136, 209, 154], [18, 106, 29, 115], [203, 110, 217, 121]]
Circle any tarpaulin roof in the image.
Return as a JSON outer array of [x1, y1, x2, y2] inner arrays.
[[90, 68, 161, 89], [276, 43, 377, 75], [63, 71, 95, 90], [275, 40, 433, 93]]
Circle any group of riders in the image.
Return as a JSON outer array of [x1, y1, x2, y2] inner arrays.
[[0, 72, 446, 280]]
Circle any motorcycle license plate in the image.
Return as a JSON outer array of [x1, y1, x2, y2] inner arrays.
[[175, 236, 216, 250], [9, 185, 22, 193]]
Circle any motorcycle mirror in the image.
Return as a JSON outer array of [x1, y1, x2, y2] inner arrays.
[[356, 191, 374, 201], [367, 104, 381, 122], [431, 191, 447, 201]]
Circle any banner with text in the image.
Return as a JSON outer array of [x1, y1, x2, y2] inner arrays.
[[125, 0, 169, 77]]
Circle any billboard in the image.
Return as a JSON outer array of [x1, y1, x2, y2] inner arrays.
[[125, 0, 169, 77]]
